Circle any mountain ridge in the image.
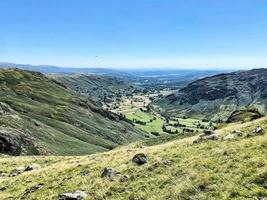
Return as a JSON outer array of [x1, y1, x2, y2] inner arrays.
[[155, 68, 267, 121], [0, 68, 147, 155]]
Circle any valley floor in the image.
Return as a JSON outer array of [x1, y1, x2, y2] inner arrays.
[[0, 117, 267, 200]]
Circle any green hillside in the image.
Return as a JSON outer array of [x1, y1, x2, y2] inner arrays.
[[0, 116, 266, 199], [155, 68, 267, 122], [54, 74, 138, 105], [0, 68, 148, 155]]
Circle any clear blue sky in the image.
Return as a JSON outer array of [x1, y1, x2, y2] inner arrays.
[[1, 0, 267, 69]]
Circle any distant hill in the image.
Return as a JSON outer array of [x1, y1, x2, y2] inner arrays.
[[0, 62, 226, 89], [155, 68, 267, 122], [0, 68, 147, 156], [54, 74, 138, 105]]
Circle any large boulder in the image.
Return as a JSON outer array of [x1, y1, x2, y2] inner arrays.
[[132, 153, 148, 165], [0, 130, 38, 155]]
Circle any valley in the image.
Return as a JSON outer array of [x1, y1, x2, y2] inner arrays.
[[2, 2, 267, 199], [0, 66, 266, 200]]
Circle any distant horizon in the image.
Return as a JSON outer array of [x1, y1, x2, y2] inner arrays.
[[0, 61, 265, 71], [1, 0, 267, 69]]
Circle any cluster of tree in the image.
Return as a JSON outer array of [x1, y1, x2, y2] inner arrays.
[[150, 131, 160, 136], [133, 119, 147, 125], [162, 124, 178, 134]]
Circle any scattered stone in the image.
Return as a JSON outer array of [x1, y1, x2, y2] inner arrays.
[[132, 153, 148, 165], [58, 190, 90, 200], [203, 133, 220, 140], [120, 174, 130, 182], [256, 197, 267, 200], [203, 129, 215, 136], [23, 184, 44, 198], [223, 130, 243, 140], [0, 186, 6, 191], [254, 126, 263, 134], [223, 134, 236, 140], [193, 133, 220, 143], [232, 130, 243, 136], [0, 102, 12, 115], [25, 163, 41, 171], [33, 121, 41, 127], [0, 172, 6, 179], [101, 167, 121, 178], [9, 167, 24, 177], [127, 149, 133, 153], [230, 191, 239, 197], [119, 163, 127, 168]]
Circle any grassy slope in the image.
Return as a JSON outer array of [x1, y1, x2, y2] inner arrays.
[[0, 117, 266, 199], [155, 68, 267, 121], [54, 74, 135, 105], [0, 69, 147, 155]]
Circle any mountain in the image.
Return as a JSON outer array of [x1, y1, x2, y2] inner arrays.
[[0, 68, 148, 156], [0, 116, 266, 199], [53, 74, 138, 105], [0, 62, 226, 89], [155, 68, 267, 122], [0, 62, 123, 75]]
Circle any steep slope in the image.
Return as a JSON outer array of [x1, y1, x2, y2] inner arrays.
[[0, 117, 266, 199], [54, 74, 137, 105], [155, 68, 267, 121], [0, 68, 147, 155]]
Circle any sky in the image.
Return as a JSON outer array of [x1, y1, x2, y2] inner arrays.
[[1, 0, 267, 69]]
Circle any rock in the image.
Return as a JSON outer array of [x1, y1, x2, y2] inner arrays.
[[101, 167, 120, 178], [0, 102, 12, 115], [127, 149, 133, 153], [9, 167, 24, 177], [0, 130, 37, 155], [223, 134, 236, 140], [132, 153, 148, 165], [223, 130, 243, 140], [59, 190, 90, 200], [0, 186, 6, 191], [25, 163, 41, 171], [232, 130, 243, 136], [33, 121, 41, 127], [23, 184, 44, 198], [120, 174, 130, 182], [254, 126, 263, 134], [204, 133, 220, 140], [193, 133, 220, 143], [0, 172, 6, 179], [203, 129, 215, 135]]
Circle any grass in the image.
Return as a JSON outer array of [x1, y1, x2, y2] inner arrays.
[[0, 117, 266, 199], [126, 110, 153, 122], [136, 117, 165, 134], [0, 68, 147, 155]]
